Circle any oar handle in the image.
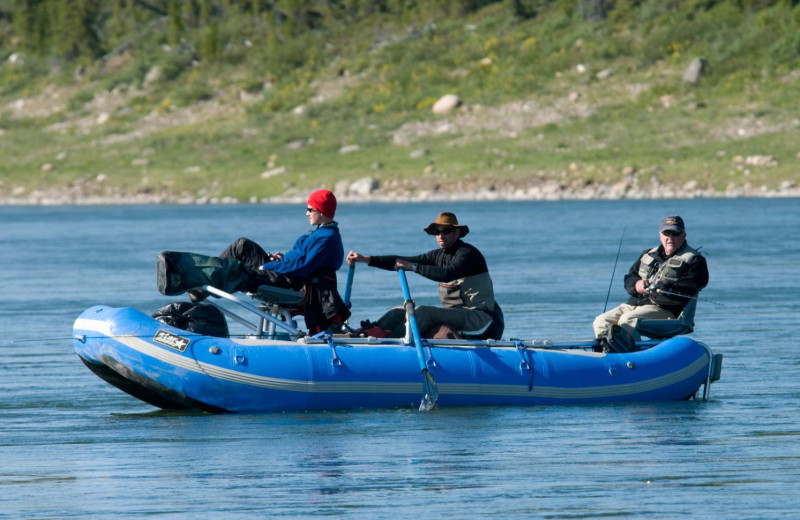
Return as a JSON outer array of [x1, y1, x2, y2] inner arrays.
[[343, 264, 355, 308]]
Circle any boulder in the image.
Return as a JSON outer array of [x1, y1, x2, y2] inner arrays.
[[596, 68, 613, 79], [260, 166, 287, 179], [432, 94, 461, 115], [339, 144, 360, 154], [683, 58, 707, 85], [334, 180, 351, 194], [285, 139, 307, 150], [349, 177, 378, 196], [144, 66, 161, 86]]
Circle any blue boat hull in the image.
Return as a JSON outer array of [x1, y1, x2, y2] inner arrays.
[[73, 306, 714, 413]]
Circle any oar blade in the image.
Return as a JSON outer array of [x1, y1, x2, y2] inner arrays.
[[419, 369, 438, 411]]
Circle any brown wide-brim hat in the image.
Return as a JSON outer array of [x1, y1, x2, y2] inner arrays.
[[424, 212, 469, 237]]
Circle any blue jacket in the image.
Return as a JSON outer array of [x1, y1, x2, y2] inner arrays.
[[261, 222, 343, 279]]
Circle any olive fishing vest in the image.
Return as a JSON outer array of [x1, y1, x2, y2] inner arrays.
[[438, 272, 496, 312], [637, 244, 699, 286]]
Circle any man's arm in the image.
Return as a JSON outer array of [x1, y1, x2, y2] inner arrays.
[[264, 231, 339, 278], [415, 245, 487, 282], [367, 252, 431, 272]]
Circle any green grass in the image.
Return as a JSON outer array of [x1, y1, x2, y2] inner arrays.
[[1, 1, 799, 201]]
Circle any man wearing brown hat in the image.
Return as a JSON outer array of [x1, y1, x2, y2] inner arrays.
[[592, 215, 709, 351], [347, 212, 502, 340]]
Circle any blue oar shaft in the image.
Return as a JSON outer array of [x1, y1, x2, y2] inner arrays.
[[398, 269, 428, 374], [343, 264, 355, 308]]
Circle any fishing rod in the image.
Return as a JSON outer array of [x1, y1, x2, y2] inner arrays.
[[603, 226, 626, 313], [651, 287, 727, 307]]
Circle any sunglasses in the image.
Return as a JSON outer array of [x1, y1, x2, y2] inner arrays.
[[306, 207, 318, 214], [661, 230, 684, 237], [434, 227, 455, 236]]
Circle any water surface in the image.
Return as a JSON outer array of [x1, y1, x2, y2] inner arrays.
[[1, 199, 799, 518]]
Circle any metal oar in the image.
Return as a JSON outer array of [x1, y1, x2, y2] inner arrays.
[[398, 269, 438, 411]]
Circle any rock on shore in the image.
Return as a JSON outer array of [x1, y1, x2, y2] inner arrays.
[[3, 176, 797, 206]]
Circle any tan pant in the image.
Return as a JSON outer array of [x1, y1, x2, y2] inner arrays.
[[593, 303, 675, 342]]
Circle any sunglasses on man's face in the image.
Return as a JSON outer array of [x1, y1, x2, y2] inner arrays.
[[434, 227, 455, 236], [661, 230, 683, 237], [306, 207, 318, 214]]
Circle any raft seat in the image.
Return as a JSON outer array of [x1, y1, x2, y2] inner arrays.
[[636, 297, 697, 340], [250, 285, 304, 308], [247, 285, 304, 338]]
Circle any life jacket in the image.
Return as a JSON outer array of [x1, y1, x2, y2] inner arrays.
[[637, 244, 699, 286], [438, 271, 496, 312]]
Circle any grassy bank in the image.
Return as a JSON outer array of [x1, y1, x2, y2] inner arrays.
[[1, 1, 799, 203]]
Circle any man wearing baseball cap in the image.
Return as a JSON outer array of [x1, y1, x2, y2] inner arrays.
[[592, 214, 709, 352]]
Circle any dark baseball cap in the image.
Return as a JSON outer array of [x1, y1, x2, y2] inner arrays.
[[659, 215, 685, 233]]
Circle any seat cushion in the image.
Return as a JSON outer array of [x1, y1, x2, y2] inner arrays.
[[636, 319, 693, 339], [251, 285, 304, 307]]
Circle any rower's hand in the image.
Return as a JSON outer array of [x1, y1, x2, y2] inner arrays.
[[635, 279, 648, 294], [347, 251, 368, 266], [395, 259, 414, 271]]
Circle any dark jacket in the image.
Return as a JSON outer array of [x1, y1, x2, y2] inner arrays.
[[368, 240, 495, 311]]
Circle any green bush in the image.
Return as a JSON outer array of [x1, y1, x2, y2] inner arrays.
[[66, 89, 95, 111]]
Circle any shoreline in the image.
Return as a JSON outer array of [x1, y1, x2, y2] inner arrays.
[[2, 183, 799, 206]]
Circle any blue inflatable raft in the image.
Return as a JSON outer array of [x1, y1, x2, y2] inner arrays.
[[72, 286, 722, 413]]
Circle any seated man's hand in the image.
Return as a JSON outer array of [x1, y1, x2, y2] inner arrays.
[[395, 259, 414, 271], [347, 251, 369, 266]]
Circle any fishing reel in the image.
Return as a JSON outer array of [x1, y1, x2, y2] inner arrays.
[[645, 282, 662, 294]]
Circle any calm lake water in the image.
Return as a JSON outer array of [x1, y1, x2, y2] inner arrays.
[[2, 198, 799, 518]]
